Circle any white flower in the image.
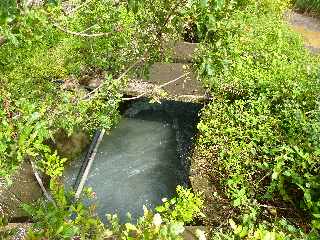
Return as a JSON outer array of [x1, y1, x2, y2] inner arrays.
[[152, 213, 162, 227], [161, 198, 168, 202], [195, 229, 206, 240], [143, 205, 148, 216]]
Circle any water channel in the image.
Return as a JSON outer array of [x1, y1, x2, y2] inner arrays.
[[64, 99, 202, 222]]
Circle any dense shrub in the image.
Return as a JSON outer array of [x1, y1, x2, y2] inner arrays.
[[194, 2, 320, 238], [0, 0, 185, 179], [179, 0, 289, 43], [22, 182, 203, 240]]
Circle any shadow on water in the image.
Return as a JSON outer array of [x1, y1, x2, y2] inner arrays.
[[64, 99, 202, 223]]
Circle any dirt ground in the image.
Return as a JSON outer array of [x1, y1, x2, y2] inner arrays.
[[287, 11, 320, 54]]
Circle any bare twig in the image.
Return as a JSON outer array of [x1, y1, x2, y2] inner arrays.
[[52, 22, 111, 38], [122, 93, 146, 101], [75, 129, 105, 199], [157, 72, 189, 88], [122, 72, 190, 101], [82, 54, 147, 100], [29, 159, 57, 207], [79, 24, 98, 34], [259, 204, 289, 210]]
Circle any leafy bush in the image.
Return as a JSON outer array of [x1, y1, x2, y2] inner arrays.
[[193, 1, 320, 238], [177, 0, 290, 43], [23, 180, 106, 239], [0, 0, 188, 180], [23, 183, 203, 240]]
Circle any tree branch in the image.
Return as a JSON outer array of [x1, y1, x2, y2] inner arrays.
[[52, 22, 111, 38], [29, 159, 57, 207], [82, 53, 147, 100]]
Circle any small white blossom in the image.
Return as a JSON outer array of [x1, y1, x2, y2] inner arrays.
[[161, 198, 168, 202], [195, 229, 206, 240], [143, 205, 148, 216], [152, 213, 162, 227]]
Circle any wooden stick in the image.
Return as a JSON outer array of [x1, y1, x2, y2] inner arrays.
[[29, 159, 57, 207], [75, 129, 105, 199]]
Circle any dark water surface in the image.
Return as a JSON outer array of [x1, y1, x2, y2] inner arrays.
[[64, 100, 201, 222]]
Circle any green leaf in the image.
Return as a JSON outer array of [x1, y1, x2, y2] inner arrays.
[[199, 0, 208, 8]]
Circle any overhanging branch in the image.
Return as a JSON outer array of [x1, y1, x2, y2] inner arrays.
[[52, 22, 111, 38]]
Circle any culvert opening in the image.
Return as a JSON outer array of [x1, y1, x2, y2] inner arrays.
[[64, 99, 202, 223]]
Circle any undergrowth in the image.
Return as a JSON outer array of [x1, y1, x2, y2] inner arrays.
[[193, 0, 320, 239], [1, 0, 320, 239]]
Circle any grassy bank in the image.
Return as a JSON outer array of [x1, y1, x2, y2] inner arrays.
[[192, 0, 320, 238]]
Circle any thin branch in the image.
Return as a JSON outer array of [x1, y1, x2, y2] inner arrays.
[[79, 24, 98, 34], [82, 54, 147, 100], [29, 159, 57, 207], [122, 72, 190, 101], [52, 22, 111, 38], [259, 204, 289, 210], [158, 72, 189, 88], [122, 93, 146, 101]]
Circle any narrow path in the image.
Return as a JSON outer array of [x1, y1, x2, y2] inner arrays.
[[288, 11, 320, 54]]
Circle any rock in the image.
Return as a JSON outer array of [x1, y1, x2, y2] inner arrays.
[[78, 68, 106, 89], [148, 63, 206, 97], [54, 130, 90, 159], [0, 36, 6, 47], [0, 162, 42, 220]]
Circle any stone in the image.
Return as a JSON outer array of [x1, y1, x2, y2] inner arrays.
[[0, 162, 42, 220], [54, 130, 90, 158]]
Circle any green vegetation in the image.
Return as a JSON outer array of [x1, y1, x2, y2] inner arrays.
[[1, 0, 320, 239], [22, 184, 203, 239], [193, 0, 320, 238]]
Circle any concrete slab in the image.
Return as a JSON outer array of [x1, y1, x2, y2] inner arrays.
[[0, 162, 42, 220], [171, 42, 199, 63], [126, 63, 208, 103]]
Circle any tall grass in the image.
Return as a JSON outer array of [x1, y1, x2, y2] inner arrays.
[[295, 0, 320, 14]]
